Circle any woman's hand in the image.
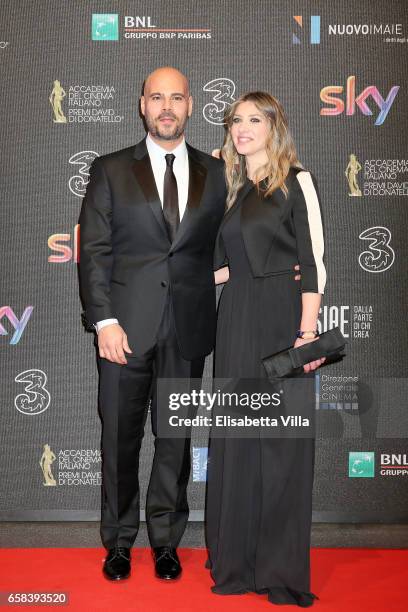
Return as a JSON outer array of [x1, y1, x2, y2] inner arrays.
[[214, 266, 230, 285], [293, 336, 326, 373]]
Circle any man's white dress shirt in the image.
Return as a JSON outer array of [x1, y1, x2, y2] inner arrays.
[[96, 134, 189, 333]]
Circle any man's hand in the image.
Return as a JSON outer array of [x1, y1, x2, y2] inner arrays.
[[98, 324, 132, 364]]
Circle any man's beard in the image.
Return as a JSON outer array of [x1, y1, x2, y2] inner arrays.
[[145, 112, 188, 142]]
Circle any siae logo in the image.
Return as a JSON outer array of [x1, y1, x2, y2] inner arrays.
[[0, 306, 34, 344], [349, 452, 375, 478], [318, 305, 350, 337], [320, 76, 399, 126], [292, 15, 320, 44]]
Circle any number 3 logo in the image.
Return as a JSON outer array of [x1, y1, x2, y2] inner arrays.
[[203, 78, 236, 125], [68, 151, 99, 198], [358, 226, 395, 273], [14, 369, 51, 415]]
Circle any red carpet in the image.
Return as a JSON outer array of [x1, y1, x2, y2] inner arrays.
[[0, 548, 407, 611]]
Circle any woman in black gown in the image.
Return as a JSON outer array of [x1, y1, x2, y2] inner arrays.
[[205, 92, 326, 606]]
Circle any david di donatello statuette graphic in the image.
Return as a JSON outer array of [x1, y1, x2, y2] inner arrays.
[[39, 444, 56, 487], [345, 153, 362, 196], [49, 79, 67, 123]]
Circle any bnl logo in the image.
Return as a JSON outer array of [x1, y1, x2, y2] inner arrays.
[[0, 306, 33, 344], [349, 452, 375, 478], [92, 14, 119, 41], [293, 16, 321, 45]]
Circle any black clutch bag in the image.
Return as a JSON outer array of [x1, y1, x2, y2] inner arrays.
[[262, 327, 347, 379]]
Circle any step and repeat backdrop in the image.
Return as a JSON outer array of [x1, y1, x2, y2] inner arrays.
[[1, 1, 407, 522]]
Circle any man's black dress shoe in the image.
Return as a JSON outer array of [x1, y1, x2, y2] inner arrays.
[[103, 547, 131, 581], [152, 547, 182, 580]]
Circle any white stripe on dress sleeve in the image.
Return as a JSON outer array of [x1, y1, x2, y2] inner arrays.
[[296, 171, 326, 294]]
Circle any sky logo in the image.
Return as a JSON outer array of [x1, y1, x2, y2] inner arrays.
[[92, 14, 119, 41], [293, 16, 320, 44], [320, 76, 399, 126], [0, 306, 34, 345]]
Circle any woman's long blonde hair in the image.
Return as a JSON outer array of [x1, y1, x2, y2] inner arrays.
[[222, 92, 301, 208]]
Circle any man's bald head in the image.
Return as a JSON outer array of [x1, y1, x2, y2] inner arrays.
[[143, 67, 190, 97], [140, 66, 193, 148]]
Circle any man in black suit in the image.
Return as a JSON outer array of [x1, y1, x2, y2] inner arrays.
[[79, 67, 226, 581]]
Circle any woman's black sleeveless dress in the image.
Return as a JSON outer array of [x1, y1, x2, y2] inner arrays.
[[205, 181, 317, 607]]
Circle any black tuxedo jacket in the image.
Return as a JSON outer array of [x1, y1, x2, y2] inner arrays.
[[214, 167, 326, 294], [79, 138, 227, 360]]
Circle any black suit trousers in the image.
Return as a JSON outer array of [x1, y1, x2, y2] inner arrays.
[[97, 293, 204, 549]]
